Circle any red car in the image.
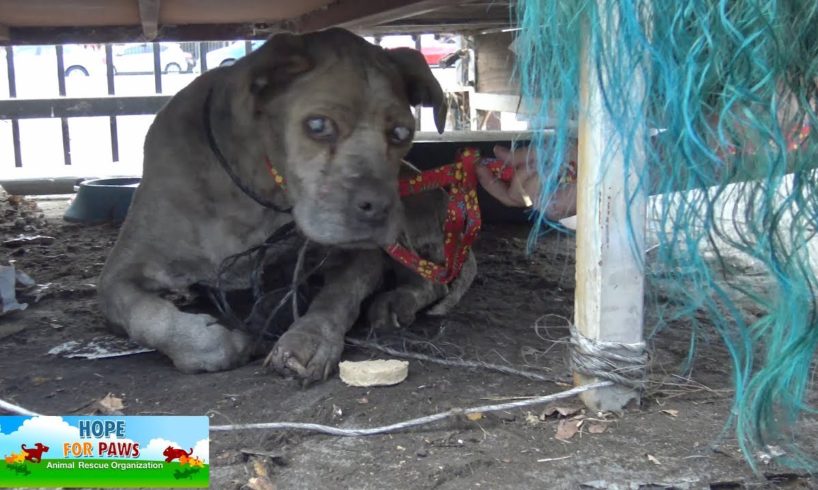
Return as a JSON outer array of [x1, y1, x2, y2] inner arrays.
[[373, 34, 460, 67]]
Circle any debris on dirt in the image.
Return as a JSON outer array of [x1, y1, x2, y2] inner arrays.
[[542, 402, 583, 419], [647, 454, 662, 465], [239, 448, 287, 466], [661, 409, 680, 417], [536, 455, 572, 463], [555, 418, 581, 440], [338, 359, 409, 387], [2, 235, 56, 247], [76, 393, 126, 415], [496, 411, 516, 423], [756, 445, 786, 465], [245, 455, 276, 490], [580, 480, 609, 489], [0, 264, 27, 317], [247, 476, 275, 490], [524, 412, 540, 426], [14, 268, 36, 288], [48, 335, 155, 359], [587, 423, 607, 434], [466, 412, 484, 421], [1, 191, 49, 234]]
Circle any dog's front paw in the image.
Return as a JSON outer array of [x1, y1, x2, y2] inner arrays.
[[169, 314, 253, 373], [265, 317, 344, 384], [367, 290, 421, 330]]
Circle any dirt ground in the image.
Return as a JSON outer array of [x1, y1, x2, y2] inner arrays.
[[1, 192, 816, 490]]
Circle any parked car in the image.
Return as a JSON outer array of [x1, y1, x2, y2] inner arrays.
[[112, 43, 194, 74], [11, 44, 106, 78], [205, 40, 265, 69], [373, 34, 460, 67]]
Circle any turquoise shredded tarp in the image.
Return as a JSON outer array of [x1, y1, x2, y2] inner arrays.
[[514, 0, 818, 470]]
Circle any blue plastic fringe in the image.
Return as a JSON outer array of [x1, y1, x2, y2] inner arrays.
[[515, 0, 818, 470]]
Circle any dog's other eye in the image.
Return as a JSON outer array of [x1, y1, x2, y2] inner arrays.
[[304, 116, 337, 142], [389, 125, 413, 145]]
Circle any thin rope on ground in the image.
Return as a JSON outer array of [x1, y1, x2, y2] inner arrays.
[[0, 398, 41, 416], [210, 380, 612, 435], [346, 337, 561, 383]]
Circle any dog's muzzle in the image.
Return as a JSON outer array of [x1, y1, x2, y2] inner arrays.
[[344, 176, 396, 229]]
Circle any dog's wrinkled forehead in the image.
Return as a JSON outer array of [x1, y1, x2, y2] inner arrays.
[[244, 28, 447, 133]]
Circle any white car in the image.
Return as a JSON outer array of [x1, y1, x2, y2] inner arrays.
[[205, 40, 264, 69], [112, 43, 194, 74], [11, 44, 106, 78]]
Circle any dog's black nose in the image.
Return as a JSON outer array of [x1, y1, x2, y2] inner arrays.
[[350, 179, 393, 226]]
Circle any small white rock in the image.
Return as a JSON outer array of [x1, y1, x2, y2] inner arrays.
[[338, 359, 409, 387]]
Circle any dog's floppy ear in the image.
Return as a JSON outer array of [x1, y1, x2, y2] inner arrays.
[[386, 47, 448, 134], [248, 33, 314, 100]]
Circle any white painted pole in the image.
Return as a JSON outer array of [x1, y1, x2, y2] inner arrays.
[[573, 3, 649, 411]]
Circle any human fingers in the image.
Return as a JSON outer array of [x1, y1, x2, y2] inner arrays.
[[475, 165, 520, 207]]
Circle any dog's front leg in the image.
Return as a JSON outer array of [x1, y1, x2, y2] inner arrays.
[[268, 249, 383, 383], [99, 276, 252, 373], [368, 249, 477, 329]]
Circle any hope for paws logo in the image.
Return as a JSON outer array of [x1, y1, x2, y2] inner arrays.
[[0, 415, 209, 488]]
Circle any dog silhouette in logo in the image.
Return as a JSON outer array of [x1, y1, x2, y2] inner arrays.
[[163, 446, 193, 463], [21, 443, 49, 463]]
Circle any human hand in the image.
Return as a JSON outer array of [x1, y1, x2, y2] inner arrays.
[[475, 144, 579, 222], [475, 145, 540, 208]]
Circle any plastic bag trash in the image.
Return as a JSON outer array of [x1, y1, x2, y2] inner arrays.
[[0, 264, 28, 315], [15, 268, 36, 288]]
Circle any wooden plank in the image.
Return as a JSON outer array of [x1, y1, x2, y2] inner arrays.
[[2, 23, 269, 44], [138, 0, 161, 40], [159, 0, 332, 25], [0, 0, 138, 27], [0, 24, 9, 41], [0, 0, 332, 27], [358, 21, 507, 35], [413, 129, 546, 143], [469, 92, 577, 131], [0, 95, 171, 119], [470, 92, 530, 114], [294, 0, 456, 32], [474, 31, 516, 94], [573, 7, 648, 411]]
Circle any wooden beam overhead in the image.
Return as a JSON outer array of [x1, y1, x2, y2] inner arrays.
[[294, 0, 459, 33], [1, 23, 275, 45], [138, 0, 161, 40], [0, 24, 9, 42]]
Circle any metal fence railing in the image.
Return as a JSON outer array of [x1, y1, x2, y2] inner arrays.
[[1, 34, 466, 188], [0, 41, 251, 171]]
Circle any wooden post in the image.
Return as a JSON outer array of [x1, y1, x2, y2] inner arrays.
[[573, 4, 648, 411], [138, 0, 160, 41]]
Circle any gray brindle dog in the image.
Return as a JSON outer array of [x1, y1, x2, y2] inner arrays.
[[99, 28, 475, 381]]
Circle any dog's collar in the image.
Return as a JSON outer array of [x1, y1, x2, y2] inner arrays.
[[203, 89, 292, 213]]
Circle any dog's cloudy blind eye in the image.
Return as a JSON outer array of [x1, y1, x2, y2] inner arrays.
[[303, 116, 338, 142], [389, 126, 412, 144]]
